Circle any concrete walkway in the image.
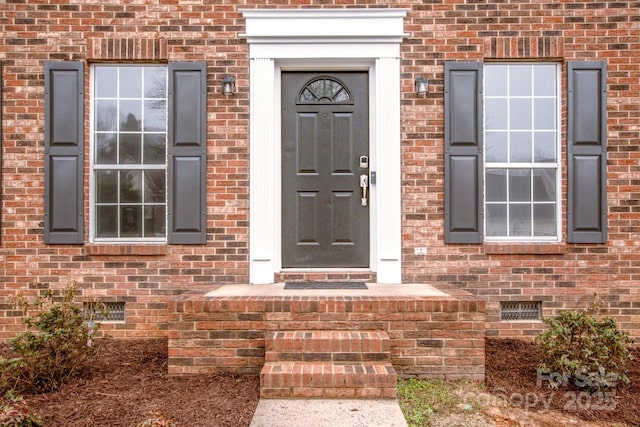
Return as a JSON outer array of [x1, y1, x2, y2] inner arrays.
[[250, 399, 408, 427]]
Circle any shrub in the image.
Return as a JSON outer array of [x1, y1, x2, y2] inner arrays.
[[0, 393, 42, 427], [0, 281, 105, 394], [536, 307, 634, 391]]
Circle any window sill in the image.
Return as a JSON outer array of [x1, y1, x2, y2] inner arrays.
[[485, 243, 566, 255], [84, 244, 168, 256]]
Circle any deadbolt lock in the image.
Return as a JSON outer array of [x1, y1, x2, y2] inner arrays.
[[359, 155, 369, 169]]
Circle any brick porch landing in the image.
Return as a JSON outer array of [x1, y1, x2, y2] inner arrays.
[[167, 283, 485, 383]]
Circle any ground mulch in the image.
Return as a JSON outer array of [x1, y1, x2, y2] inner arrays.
[[11, 339, 260, 426], [2, 337, 638, 426], [486, 338, 640, 426]]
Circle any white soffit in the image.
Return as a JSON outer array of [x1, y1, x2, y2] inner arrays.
[[240, 8, 409, 44]]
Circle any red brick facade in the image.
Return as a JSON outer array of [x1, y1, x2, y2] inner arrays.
[[1, 1, 639, 341]]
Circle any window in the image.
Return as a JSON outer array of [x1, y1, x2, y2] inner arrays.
[[484, 64, 560, 241], [91, 65, 168, 241], [45, 61, 206, 245]]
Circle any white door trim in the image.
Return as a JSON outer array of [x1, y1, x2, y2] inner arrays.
[[242, 8, 407, 284]]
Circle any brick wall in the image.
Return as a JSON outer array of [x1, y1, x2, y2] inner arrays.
[[0, 1, 638, 341], [167, 285, 485, 380]]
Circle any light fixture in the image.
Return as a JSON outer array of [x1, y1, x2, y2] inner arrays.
[[222, 76, 236, 96], [415, 76, 429, 95]]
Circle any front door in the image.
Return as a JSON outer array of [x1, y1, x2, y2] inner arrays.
[[281, 72, 370, 268]]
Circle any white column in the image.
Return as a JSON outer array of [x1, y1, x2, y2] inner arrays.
[[249, 57, 276, 284], [375, 56, 402, 283]]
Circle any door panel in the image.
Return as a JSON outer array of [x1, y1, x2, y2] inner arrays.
[[282, 72, 369, 268], [297, 113, 319, 173]]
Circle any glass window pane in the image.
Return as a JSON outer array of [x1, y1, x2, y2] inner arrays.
[[485, 132, 508, 163], [93, 66, 168, 242], [119, 100, 142, 131], [534, 65, 556, 96], [485, 98, 508, 130], [486, 169, 507, 202], [96, 170, 118, 203], [144, 67, 166, 98], [96, 205, 118, 238], [486, 204, 507, 236], [509, 65, 532, 96], [143, 134, 166, 164], [95, 133, 117, 164], [534, 205, 556, 236], [144, 206, 166, 238], [144, 170, 166, 203], [96, 100, 117, 131], [533, 169, 556, 201], [119, 67, 142, 98], [485, 65, 508, 96], [509, 204, 532, 236], [120, 170, 142, 203], [534, 132, 556, 163], [144, 100, 166, 132], [120, 206, 142, 237], [509, 132, 532, 163], [509, 169, 531, 202], [534, 98, 556, 130], [95, 67, 117, 98], [119, 133, 142, 164], [509, 98, 532, 130]]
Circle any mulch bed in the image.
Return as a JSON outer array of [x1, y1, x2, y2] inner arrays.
[[486, 338, 640, 426], [1, 337, 638, 426], [8, 339, 260, 426]]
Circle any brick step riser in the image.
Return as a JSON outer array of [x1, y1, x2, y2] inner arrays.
[[261, 387, 397, 399], [265, 331, 391, 354], [264, 352, 389, 362], [260, 362, 398, 399]]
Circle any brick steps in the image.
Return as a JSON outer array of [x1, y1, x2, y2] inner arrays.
[[260, 330, 397, 399]]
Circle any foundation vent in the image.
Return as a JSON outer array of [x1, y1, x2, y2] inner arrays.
[[84, 301, 126, 322], [500, 301, 541, 321]]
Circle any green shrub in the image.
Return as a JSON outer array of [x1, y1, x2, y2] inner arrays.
[[536, 307, 634, 391], [0, 393, 42, 427], [0, 281, 105, 394]]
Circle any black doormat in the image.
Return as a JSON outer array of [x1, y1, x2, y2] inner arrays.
[[284, 282, 368, 290]]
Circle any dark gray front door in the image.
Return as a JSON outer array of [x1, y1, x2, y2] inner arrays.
[[282, 72, 370, 268]]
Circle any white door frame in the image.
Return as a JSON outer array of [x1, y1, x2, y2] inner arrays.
[[242, 9, 407, 284]]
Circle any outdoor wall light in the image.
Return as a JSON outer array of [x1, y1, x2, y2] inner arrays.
[[222, 76, 236, 96], [415, 76, 429, 95]]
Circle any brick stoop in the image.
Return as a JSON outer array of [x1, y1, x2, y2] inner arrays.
[[260, 330, 398, 398]]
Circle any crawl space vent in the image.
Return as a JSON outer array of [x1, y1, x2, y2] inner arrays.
[[500, 301, 541, 321]]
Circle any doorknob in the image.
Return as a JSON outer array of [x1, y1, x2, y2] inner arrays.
[[360, 174, 368, 206]]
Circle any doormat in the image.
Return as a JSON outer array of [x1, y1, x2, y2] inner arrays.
[[284, 282, 368, 290]]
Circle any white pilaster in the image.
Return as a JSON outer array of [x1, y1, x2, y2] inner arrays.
[[249, 57, 276, 284], [375, 57, 402, 283]]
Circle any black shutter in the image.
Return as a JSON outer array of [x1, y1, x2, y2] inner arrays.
[[444, 61, 483, 243], [44, 61, 84, 244], [567, 61, 607, 243], [0, 61, 2, 243], [167, 62, 207, 244]]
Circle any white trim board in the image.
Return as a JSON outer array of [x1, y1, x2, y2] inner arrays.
[[242, 9, 407, 284]]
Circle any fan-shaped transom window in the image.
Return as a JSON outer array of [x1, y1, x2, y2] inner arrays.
[[297, 76, 353, 104]]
